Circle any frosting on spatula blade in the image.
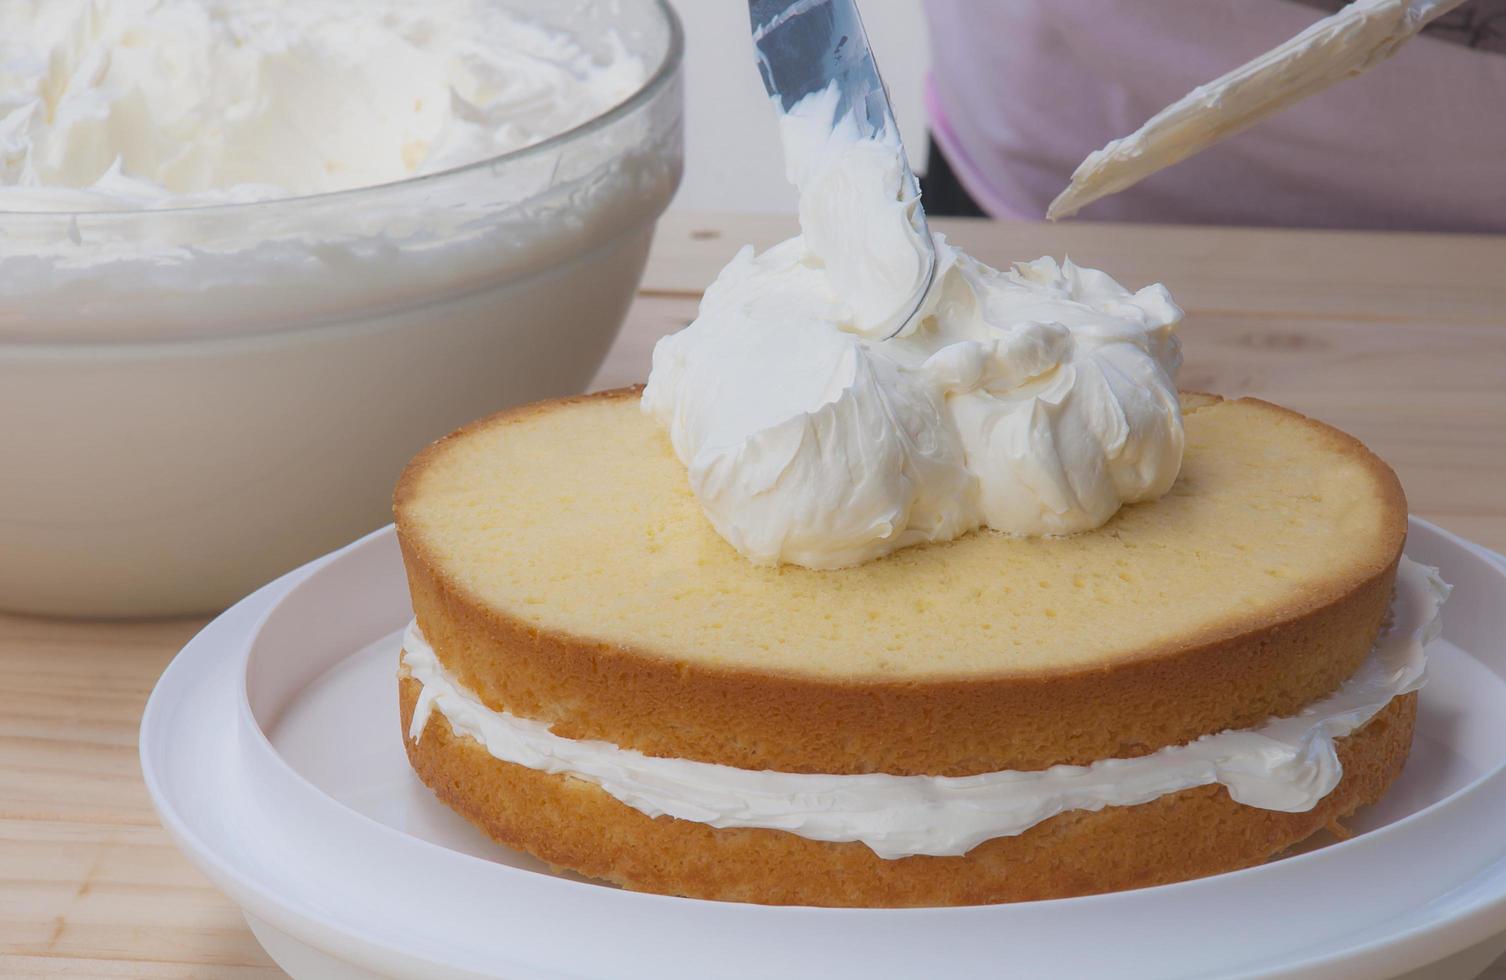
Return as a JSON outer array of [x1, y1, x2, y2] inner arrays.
[[1047, 0, 1466, 221]]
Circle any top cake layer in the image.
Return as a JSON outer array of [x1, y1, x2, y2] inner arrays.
[[397, 390, 1404, 682], [393, 389, 1405, 775]]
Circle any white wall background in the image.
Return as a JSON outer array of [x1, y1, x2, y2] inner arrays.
[[667, 1, 932, 213]]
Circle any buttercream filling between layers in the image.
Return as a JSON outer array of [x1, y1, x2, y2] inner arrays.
[[401, 556, 1446, 860]]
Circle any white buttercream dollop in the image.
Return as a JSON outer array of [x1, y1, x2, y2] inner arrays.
[[402, 556, 1448, 860], [642, 87, 1184, 569], [0, 0, 644, 211]]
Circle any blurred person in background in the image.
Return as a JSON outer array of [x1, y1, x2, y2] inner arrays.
[[919, 0, 1506, 232]]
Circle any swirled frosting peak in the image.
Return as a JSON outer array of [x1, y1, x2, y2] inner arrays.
[[642, 89, 1186, 569]]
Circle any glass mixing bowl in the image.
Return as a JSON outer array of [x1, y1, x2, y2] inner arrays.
[[0, 0, 683, 616]]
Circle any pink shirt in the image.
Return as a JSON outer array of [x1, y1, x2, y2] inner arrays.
[[924, 0, 1506, 231]]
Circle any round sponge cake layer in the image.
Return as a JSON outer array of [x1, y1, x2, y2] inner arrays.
[[395, 389, 1407, 775]]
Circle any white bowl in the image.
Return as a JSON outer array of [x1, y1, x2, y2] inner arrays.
[[0, 0, 683, 617]]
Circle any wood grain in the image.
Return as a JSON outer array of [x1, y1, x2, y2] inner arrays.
[[3, 213, 1504, 977]]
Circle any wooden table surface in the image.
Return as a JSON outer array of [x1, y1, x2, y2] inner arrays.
[[3, 212, 1505, 977]]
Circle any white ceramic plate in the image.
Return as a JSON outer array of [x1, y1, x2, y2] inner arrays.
[[141, 518, 1506, 980]]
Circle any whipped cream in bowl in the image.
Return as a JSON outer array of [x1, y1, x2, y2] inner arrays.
[[1, 0, 681, 342], [0, 0, 647, 212], [0, 0, 683, 616]]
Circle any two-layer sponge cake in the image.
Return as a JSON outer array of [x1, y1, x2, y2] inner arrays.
[[394, 388, 1415, 907]]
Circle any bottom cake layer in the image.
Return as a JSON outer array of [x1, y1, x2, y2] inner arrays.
[[399, 678, 1416, 907]]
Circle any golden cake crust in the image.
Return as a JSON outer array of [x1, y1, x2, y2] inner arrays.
[[400, 677, 1416, 907], [393, 388, 1408, 776]]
